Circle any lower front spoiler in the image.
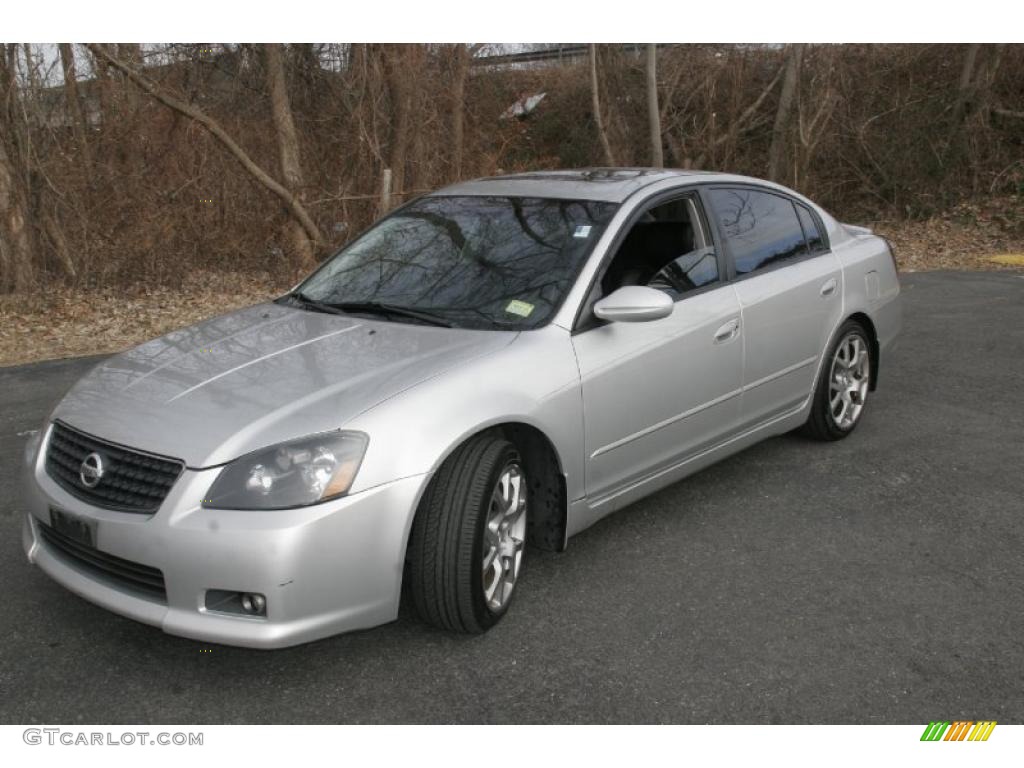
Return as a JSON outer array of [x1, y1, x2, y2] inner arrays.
[[23, 473, 428, 649]]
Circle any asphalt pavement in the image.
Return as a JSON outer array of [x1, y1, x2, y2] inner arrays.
[[1, 271, 1022, 724]]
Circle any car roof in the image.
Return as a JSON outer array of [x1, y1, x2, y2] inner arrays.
[[426, 167, 847, 245], [429, 168, 725, 203]]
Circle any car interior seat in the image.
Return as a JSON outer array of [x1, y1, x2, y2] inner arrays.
[[602, 221, 694, 294]]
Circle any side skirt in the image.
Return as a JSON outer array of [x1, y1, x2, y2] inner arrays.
[[565, 400, 809, 539]]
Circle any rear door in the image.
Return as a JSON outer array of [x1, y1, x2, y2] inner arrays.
[[703, 186, 843, 426]]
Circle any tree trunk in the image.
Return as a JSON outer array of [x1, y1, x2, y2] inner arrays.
[[768, 44, 803, 184], [449, 44, 472, 182], [645, 44, 664, 168], [0, 47, 34, 292], [42, 205, 76, 279], [264, 43, 315, 270], [952, 44, 980, 125], [59, 44, 91, 165], [22, 44, 42, 92], [589, 44, 616, 166], [382, 45, 418, 199], [0, 140, 35, 292], [116, 44, 143, 111], [91, 44, 113, 120], [971, 44, 1005, 127], [86, 44, 323, 255]]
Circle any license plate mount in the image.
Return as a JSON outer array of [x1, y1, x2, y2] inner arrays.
[[49, 506, 96, 548]]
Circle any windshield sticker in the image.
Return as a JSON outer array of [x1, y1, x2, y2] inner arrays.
[[505, 300, 535, 318], [573, 225, 592, 239]]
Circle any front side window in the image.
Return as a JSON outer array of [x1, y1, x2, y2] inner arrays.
[[600, 195, 718, 301], [297, 196, 618, 330], [708, 188, 807, 275]]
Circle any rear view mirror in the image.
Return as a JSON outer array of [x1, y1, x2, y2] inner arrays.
[[593, 286, 673, 323]]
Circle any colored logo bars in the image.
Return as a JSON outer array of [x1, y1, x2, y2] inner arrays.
[[920, 721, 997, 742]]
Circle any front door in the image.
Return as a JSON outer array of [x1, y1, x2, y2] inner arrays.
[[571, 192, 744, 505], [572, 285, 744, 504]]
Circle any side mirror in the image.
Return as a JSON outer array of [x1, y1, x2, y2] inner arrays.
[[593, 286, 673, 323]]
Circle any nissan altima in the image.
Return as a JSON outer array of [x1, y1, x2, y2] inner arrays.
[[21, 169, 901, 648]]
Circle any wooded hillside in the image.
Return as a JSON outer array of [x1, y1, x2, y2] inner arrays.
[[0, 43, 1021, 294]]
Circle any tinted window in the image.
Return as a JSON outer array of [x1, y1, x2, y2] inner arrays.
[[796, 203, 826, 254], [648, 246, 718, 298], [298, 196, 617, 330], [708, 189, 806, 275]]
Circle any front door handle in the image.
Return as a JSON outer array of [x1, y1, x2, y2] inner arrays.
[[820, 278, 838, 297], [714, 318, 740, 344]]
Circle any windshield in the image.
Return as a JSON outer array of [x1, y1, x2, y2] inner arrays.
[[295, 195, 618, 330]]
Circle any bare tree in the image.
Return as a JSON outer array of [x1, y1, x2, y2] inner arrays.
[[955, 43, 1007, 129], [952, 44, 981, 125], [794, 49, 837, 189], [86, 44, 323, 260], [664, 55, 785, 171], [0, 46, 35, 291], [0, 142, 34, 292], [768, 43, 803, 183], [448, 44, 482, 182], [382, 45, 422, 199], [264, 43, 315, 269], [589, 44, 616, 166], [58, 44, 91, 164], [113, 43, 145, 113], [87, 44, 113, 116], [645, 44, 663, 168]]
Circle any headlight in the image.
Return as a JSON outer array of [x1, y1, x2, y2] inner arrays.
[[202, 431, 368, 510]]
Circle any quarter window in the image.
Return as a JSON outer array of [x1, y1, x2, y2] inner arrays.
[[708, 189, 807, 275], [796, 203, 827, 254]]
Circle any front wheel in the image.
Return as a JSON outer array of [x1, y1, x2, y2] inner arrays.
[[801, 321, 872, 441], [407, 435, 527, 633]]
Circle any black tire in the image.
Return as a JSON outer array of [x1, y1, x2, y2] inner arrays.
[[407, 435, 525, 633], [801, 320, 872, 441]]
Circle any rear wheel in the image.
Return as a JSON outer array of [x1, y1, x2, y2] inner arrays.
[[408, 435, 527, 633], [801, 321, 872, 441]]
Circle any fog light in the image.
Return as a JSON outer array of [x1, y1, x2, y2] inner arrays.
[[240, 593, 266, 615], [205, 589, 267, 617]]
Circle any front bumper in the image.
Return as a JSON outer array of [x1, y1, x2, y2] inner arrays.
[[22, 427, 428, 649]]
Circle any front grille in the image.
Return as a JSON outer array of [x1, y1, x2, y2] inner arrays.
[[45, 421, 184, 513], [37, 520, 167, 601]]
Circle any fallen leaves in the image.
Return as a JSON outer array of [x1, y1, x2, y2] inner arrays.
[[0, 270, 285, 367], [870, 196, 1024, 272]]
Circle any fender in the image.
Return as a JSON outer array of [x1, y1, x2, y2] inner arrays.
[[345, 324, 584, 502]]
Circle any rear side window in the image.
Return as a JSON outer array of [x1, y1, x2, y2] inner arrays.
[[796, 203, 827, 254], [707, 188, 806, 275]]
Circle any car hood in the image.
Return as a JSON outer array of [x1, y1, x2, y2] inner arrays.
[[51, 302, 517, 467]]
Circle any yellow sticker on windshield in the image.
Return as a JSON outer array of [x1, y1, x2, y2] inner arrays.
[[505, 300, 535, 318]]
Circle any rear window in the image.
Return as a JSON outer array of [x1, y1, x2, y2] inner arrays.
[[707, 189, 807, 275]]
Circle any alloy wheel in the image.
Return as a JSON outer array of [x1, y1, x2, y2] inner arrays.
[[829, 332, 870, 430], [482, 462, 527, 612]]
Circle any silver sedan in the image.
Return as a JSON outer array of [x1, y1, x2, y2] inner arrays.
[[21, 169, 901, 648]]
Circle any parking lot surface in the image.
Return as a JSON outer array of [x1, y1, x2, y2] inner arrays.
[[1, 271, 1021, 724]]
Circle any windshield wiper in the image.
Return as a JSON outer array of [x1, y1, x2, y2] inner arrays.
[[284, 291, 454, 327], [283, 291, 349, 316], [329, 301, 454, 328]]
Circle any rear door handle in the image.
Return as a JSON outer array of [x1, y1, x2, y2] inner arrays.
[[714, 318, 740, 343], [820, 278, 837, 297]]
